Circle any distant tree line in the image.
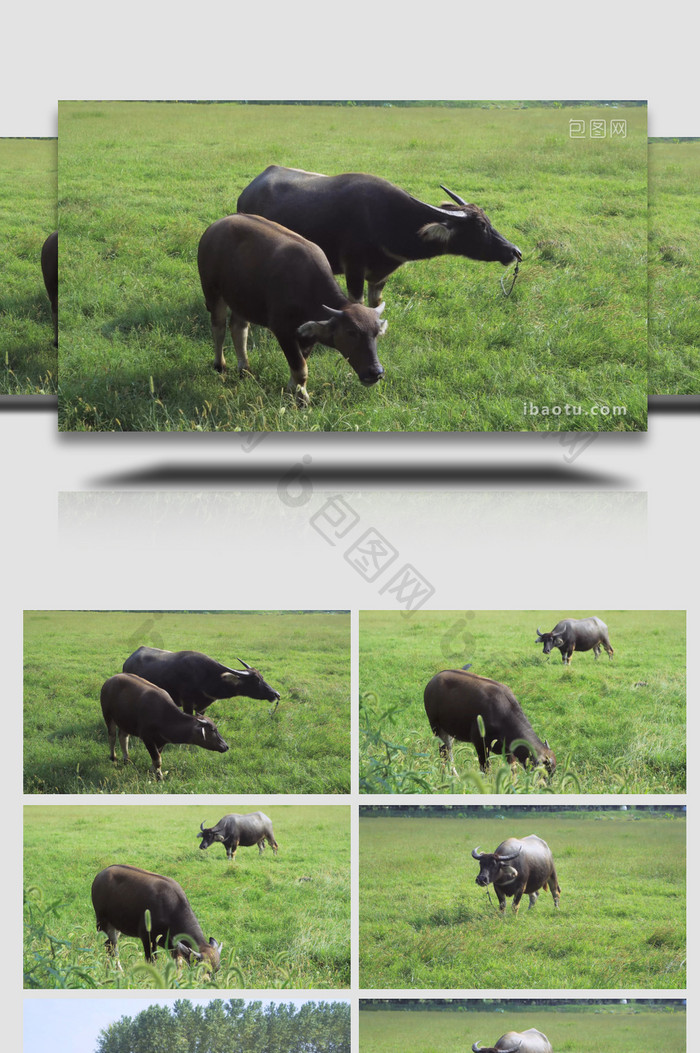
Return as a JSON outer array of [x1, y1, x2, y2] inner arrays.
[[95, 999, 350, 1053], [360, 805, 685, 819]]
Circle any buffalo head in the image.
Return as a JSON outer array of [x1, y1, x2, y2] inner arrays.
[[223, 659, 281, 703], [536, 627, 563, 656], [419, 185, 522, 266], [297, 302, 387, 386], [471, 843, 522, 887]]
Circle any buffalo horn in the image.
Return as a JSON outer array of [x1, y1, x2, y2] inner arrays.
[[471, 1044, 483, 1052], [536, 627, 544, 638], [495, 845, 522, 862], [471, 846, 484, 860], [322, 304, 345, 318], [440, 184, 468, 208], [236, 658, 253, 671], [200, 820, 207, 832], [375, 302, 386, 316], [176, 940, 202, 960], [544, 739, 550, 748]]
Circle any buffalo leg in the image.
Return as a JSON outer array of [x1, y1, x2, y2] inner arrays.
[[436, 730, 458, 777], [229, 312, 252, 376], [257, 838, 265, 855], [268, 835, 279, 855], [279, 337, 310, 406], [367, 278, 387, 309], [228, 838, 239, 862], [512, 884, 527, 914], [100, 923, 124, 971], [117, 729, 130, 764], [106, 719, 118, 762], [593, 644, 601, 659], [344, 264, 366, 303], [143, 739, 164, 780], [528, 890, 540, 909], [207, 296, 228, 372], [549, 870, 561, 907], [496, 889, 507, 912]]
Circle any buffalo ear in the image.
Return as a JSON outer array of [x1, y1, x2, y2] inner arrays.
[[418, 221, 451, 244], [221, 672, 240, 686], [297, 319, 332, 340], [377, 319, 388, 337]]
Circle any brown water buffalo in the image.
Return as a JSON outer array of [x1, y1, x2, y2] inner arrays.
[[471, 834, 561, 914], [237, 165, 522, 306], [91, 864, 221, 968], [100, 672, 229, 780], [40, 231, 58, 346], [471, 1028, 553, 1053], [536, 616, 614, 664], [197, 213, 387, 405], [424, 668, 555, 775], [123, 645, 280, 715], [197, 811, 279, 860]]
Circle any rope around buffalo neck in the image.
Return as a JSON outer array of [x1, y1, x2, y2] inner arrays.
[[500, 260, 520, 297]]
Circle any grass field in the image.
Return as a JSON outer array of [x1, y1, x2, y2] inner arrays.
[[58, 101, 647, 432], [23, 610, 350, 794], [24, 803, 350, 988], [649, 138, 700, 395], [358, 811, 686, 989], [0, 138, 57, 395], [359, 610, 685, 794], [359, 1005, 686, 1053]]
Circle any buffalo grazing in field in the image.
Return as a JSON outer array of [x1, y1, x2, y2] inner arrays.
[[100, 672, 229, 780], [424, 668, 555, 776], [91, 863, 221, 969], [472, 1028, 553, 1053], [197, 213, 387, 405], [471, 835, 560, 914], [122, 645, 280, 715], [197, 811, 279, 860], [237, 165, 522, 306], [536, 616, 614, 665], [40, 231, 58, 347]]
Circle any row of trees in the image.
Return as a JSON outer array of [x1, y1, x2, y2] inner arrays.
[[96, 1000, 350, 1053], [361, 805, 686, 818]]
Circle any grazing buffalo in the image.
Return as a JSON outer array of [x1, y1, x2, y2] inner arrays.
[[197, 214, 387, 405], [100, 672, 229, 780], [197, 811, 279, 860], [237, 165, 522, 306], [123, 645, 280, 716], [40, 231, 58, 347], [471, 1029, 553, 1053], [471, 835, 560, 914], [424, 669, 555, 775], [91, 864, 221, 969], [536, 616, 614, 665]]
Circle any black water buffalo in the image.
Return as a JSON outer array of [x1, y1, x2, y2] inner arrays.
[[472, 1029, 553, 1053], [123, 645, 280, 716], [197, 214, 387, 405], [424, 669, 555, 775], [197, 811, 279, 861], [536, 616, 614, 665], [100, 673, 229, 780], [237, 166, 522, 307], [91, 864, 221, 969], [40, 231, 58, 347], [471, 835, 560, 914]]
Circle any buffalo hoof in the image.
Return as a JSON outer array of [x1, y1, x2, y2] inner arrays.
[[238, 366, 255, 379], [213, 360, 226, 374]]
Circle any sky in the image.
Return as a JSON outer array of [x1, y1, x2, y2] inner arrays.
[[24, 996, 349, 1053]]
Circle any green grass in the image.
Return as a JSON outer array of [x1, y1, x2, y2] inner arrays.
[[24, 610, 350, 793], [24, 804, 350, 988], [360, 1005, 686, 1053], [649, 139, 700, 395], [359, 812, 686, 989], [58, 102, 647, 431], [0, 138, 57, 394], [359, 610, 685, 794]]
